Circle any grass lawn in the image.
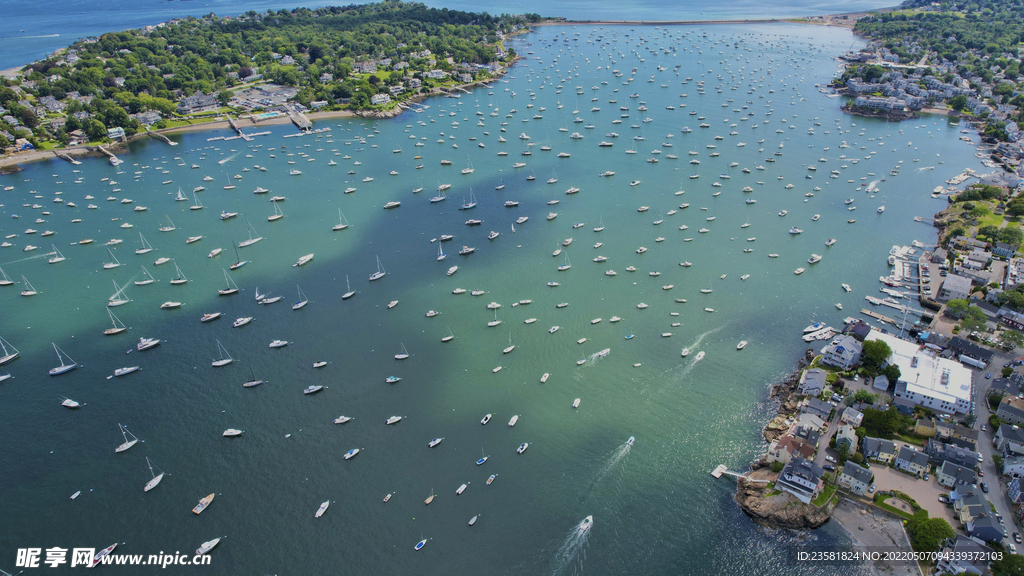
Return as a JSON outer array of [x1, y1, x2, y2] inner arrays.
[[872, 494, 917, 520], [812, 485, 837, 507], [896, 434, 925, 447]]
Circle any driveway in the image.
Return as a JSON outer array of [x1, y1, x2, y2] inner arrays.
[[867, 463, 959, 527]]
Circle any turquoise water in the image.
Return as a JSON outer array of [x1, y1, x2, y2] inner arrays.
[[1, 23, 984, 575]]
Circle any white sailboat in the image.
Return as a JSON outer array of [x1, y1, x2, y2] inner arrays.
[[293, 285, 309, 310], [268, 199, 284, 222], [0, 335, 19, 365], [46, 244, 66, 264], [103, 248, 121, 270], [395, 343, 410, 360], [169, 260, 189, 285], [0, 265, 13, 286], [174, 187, 188, 201], [136, 232, 154, 255], [48, 342, 78, 375], [104, 309, 127, 335], [135, 265, 156, 286], [442, 326, 455, 343], [219, 269, 239, 296], [369, 255, 386, 281], [437, 243, 447, 261], [332, 209, 350, 231], [158, 215, 176, 232], [108, 279, 131, 305], [238, 216, 262, 248], [143, 457, 164, 492], [190, 191, 204, 210], [342, 275, 356, 299], [212, 339, 233, 367], [229, 242, 248, 270], [115, 423, 138, 452]]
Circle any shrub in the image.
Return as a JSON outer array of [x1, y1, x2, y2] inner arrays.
[[770, 461, 784, 473]]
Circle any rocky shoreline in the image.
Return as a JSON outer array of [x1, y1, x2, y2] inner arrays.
[[840, 102, 917, 121], [733, 349, 837, 529]]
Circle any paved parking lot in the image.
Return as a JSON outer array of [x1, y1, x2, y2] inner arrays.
[[866, 462, 960, 528]]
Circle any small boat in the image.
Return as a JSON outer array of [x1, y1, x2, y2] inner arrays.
[[344, 448, 360, 460], [469, 514, 480, 526], [196, 538, 220, 556], [386, 376, 402, 383], [315, 501, 330, 518], [114, 366, 140, 377], [313, 361, 327, 369], [383, 493, 392, 503], [517, 442, 529, 454], [737, 341, 748, 350], [456, 483, 469, 495], [572, 398, 581, 408], [334, 415, 352, 424], [429, 437, 444, 448], [303, 385, 324, 395], [293, 253, 314, 267], [232, 317, 252, 328], [369, 256, 386, 282], [694, 351, 705, 362], [143, 457, 164, 491], [192, 493, 215, 514], [386, 416, 403, 425], [243, 367, 263, 388], [61, 397, 80, 409], [415, 539, 429, 551], [115, 423, 138, 453], [48, 342, 78, 376], [579, 516, 593, 532], [211, 340, 233, 367], [480, 414, 492, 425], [395, 343, 410, 360], [269, 340, 288, 349], [223, 429, 243, 437], [342, 275, 356, 300], [508, 414, 519, 427]]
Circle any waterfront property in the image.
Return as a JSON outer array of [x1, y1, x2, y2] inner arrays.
[[764, 435, 816, 466], [797, 368, 827, 396], [936, 274, 972, 302], [836, 462, 873, 496], [866, 330, 973, 415], [775, 457, 825, 505], [819, 335, 862, 370]]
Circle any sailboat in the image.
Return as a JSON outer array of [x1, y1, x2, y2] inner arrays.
[[189, 190, 204, 211], [212, 339, 233, 367], [48, 342, 78, 375], [0, 335, 19, 365], [19, 275, 37, 297], [143, 457, 164, 492], [369, 255, 386, 281], [135, 265, 156, 286], [108, 280, 130, 306], [395, 343, 409, 360], [424, 488, 436, 505], [158, 215, 176, 232], [459, 188, 478, 210], [103, 248, 121, 270], [594, 217, 605, 232], [135, 232, 154, 255], [437, 243, 447, 261], [229, 242, 248, 270], [461, 157, 475, 175], [174, 187, 188, 202], [169, 260, 189, 285], [48, 244, 66, 264], [292, 285, 309, 310], [487, 309, 502, 327], [342, 275, 356, 299], [223, 173, 236, 191], [115, 423, 138, 452], [238, 216, 262, 247], [0, 266, 13, 286], [218, 269, 239, 296], [332, 209, 350, 231], [442, 326, 455, 342], [104, 309, 128, 335], [268, 199, 284, 222], [430, 182, 446, 203], [558, 253, 571, 271], [503, 333, 515, 354], [243, 366, 263, 388]]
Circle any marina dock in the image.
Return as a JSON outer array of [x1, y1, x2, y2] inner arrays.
[[53, 151, 81, 165], [711, 465, 769, 483], [226, 116, 253, 141]]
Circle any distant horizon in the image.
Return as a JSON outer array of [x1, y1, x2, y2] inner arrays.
[[1, 0, 899, 70]]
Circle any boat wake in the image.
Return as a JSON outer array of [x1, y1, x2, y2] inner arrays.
[[680, 327, 723, 370], [218, 152, 241, 165], [866, 179, 881, 192], [586, 437, 634, 493], [551, 519, 592, 576], [576, 348, 611, 369]]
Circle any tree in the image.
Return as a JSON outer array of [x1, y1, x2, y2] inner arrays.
[[862, 406, 910, 438], [950, 94, 968, 111], [1004, 366, 1015, 377], [852, 389, 876, 404], [961, 305, 988, 331], [216, 91, 231, 105], [882, 364, 902, 384], [990, 552, 1024, 576], [308, 45, 324, 64], [905, 511, 955, 553], [861, 339, 892, 370], [1000, 330, 1024, 349], [946, 299, 970, 317], [770, 461, 784, 473]]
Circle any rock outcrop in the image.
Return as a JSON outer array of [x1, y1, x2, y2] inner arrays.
[[735, 468, 834, 529]]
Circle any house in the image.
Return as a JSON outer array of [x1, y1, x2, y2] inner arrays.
[[955, 491, 989, 524], [994, 242, 1016, 258], [841, 407, 863, 428], [765, 435, 816, 465], [775, 457, 824, 504], [407, 78, 422, 89], [938, 460, 977, 488], [837, 462, 872, 496], [843, 320, 872, 341], [895, 445, 930, 476], [426, 69, 447, 79], [936, 535, 993, 575], [1008, 477, 1024, 504], [994, 423, 1024, 455], [790, 424, 821, 449], [866, 331, 973, 415], [800, 397, 832, 420], [106, 127, 125, 141], [798, 368, 827, 396], [280, 55, 295, 66], [388, 85, 405, 96], [310, 100, 328, 109], [370, 93, 391, 106], [872, 375, 890, 392], [931, 248, 948, 263], [457, 73, 473, 83], [996, 396, 1024, 426], [863, 437, 896, 464], [914, 417, 936, 437], [353, 61, 376, 73], [835, 424, 858, 452], [819, 335, 863, 370], [134, 111, 161, 125], [948, 337, 994, 364], [926, 439, 978, 468], [966, 514, 1004, 544], [796, 413, 826, 431], [177, 91, 219, 114], [937, 274, 972, 302], [1003, 456, 1024, 477]]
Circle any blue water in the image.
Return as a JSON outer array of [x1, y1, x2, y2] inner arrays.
[[1, 0, 897, 70], [1, 17, 985, 576]]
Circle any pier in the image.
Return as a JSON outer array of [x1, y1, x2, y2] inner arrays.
[[285, 106, 312, 131], [226, 116, 253, 142], [53, 151, 82, 165], [146, 128, 178, 146], [96, 145, 122, 166], [712, 465, 769, 483]]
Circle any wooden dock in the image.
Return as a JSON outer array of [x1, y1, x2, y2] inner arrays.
[[712, 464, 727, 479]]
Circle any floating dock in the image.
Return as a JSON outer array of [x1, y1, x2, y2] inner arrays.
[[711, 464, 727, 479]]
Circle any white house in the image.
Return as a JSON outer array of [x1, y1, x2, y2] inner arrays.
[[370, 93, 391, 106], [819, 335, 863, 370]]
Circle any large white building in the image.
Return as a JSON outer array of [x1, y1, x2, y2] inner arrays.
[[866, 330, 973, 415]]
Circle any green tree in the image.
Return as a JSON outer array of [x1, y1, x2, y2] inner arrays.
[[990, 551, 1024, 575], [216, 91, 231, 105], [861, 339, 893, 370], [905, 512, 955, 553], [1000, 330, 1024, 349], [882, 364, 902, 384], [950, 94, 968, 111], [946, 299, 970, 317], [770, 461, 784, 473], [852, 389, 876, 404], [961, 305, 988, 331], [862, 406, 910, 438]]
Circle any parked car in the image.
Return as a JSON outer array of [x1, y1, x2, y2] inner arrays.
[[823, 464, 835, 472], [986, 373, 992, 379], [981, 424, 987, 432], [978, 469, 984, 477], [868, 484, 876, 493], [1014, 532, 1021, 544], [825, 455, 837, 463], [981, 482, 989, 493], [923, 473, 930, 481], [938, 495, 950, 504]]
